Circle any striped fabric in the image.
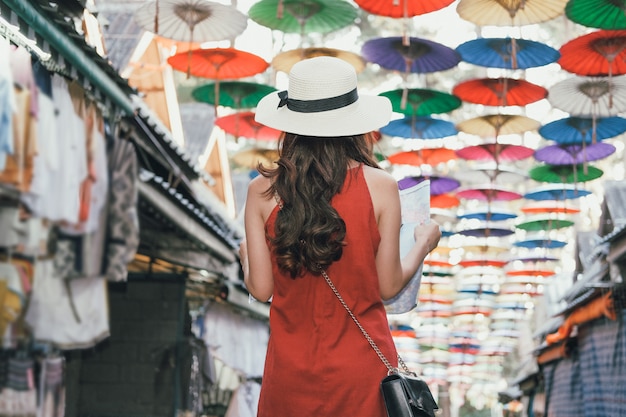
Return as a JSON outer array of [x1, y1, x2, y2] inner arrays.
[[542, 309, 626, 417]]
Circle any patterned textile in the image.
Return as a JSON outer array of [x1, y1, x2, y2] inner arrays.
[[103, 137, 139, 282], [543, 309, 626, 417]]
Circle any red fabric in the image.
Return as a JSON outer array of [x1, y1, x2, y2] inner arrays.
[[259, 164, 397, 417]]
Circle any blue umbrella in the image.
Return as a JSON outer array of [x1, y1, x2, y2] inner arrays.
[[538, 116, 626, 144], [523, 184, 592, 201], [380, 115, 458, 139], [362, 36, 461, 74], [513, 237, 568, 249], [456, 37, 560, 70], [458, 209, 517, 221]]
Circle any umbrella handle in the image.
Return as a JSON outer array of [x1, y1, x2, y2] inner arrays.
[[154, 0, 159, 34]]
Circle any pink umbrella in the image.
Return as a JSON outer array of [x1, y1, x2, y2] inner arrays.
[[456, 143, 535, 163]]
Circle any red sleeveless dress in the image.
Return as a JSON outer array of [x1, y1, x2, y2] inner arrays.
[[258, 164, 398, 417]]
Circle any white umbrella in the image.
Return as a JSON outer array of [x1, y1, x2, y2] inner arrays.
[[134, 0, 248, 43]]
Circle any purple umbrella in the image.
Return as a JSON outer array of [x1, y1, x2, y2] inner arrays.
[[398, 175, 461, 196], [457, 226, 515, 238], [534, 142, 616, 165], [362, 36, 460, 74]]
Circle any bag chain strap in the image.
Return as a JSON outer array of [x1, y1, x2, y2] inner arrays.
[[319, 267, 413, 376]]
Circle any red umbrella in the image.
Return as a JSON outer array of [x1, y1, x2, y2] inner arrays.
[[354, 0, 455, 18], [521, 203, 580, 215], [456, 143, 535, 163], [388, 148, 457, 166], [458, 259, 508, 268], [558, 30, 626, 79], [453, 77, 548, 107], [215, 111, 282, 141]]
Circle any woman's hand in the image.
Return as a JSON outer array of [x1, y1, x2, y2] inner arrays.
[[413, 221, 442, 255]]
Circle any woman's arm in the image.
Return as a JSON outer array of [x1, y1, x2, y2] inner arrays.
[[365, 167, 441, 300], [240, 176, 275, 302]]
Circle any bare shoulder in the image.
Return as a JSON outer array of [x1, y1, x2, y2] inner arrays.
[[362, 165, 398, 191], [246, 174, 277, 221]]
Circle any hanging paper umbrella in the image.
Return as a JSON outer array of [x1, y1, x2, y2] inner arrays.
[[523, 184, 592, 201], [248, 0, 358, 37], [456, 143, 535, 163], [461, 242, 511, 255], [380, 115, 458, 139], [456, 37, 560, 70], [456, 114, 541, 138], [548, 76, 626, 120], [534, 142, 616, 165], [192, 81, 277, 110], [272, 47, 365, 73], [458, 258, 508, 268], [452, 77, 548, 107], [133, 0, 248, 44], [457, 225, 515, 238], [355, 0, 455, 17], [513, 236, 568, 249], [455, 163, 527, 184], [456, 185, 523, 202], [458, 209, 517, 221], [168, 47, 269, 79], [506, 268, 556, 277], [168, 48, 269, 110], [214, 111, 282, 141], [515, 218, 575, 232], [456, 0, 568, 26], [565, 0, 626, 30], [362, 36, 461, 74], [388, 148, 457, 166], [529, 163, 604, 184], [431, 193, 461, 209], [232, 148, 279, 169], [538, 116, 626, 144], [398, 175, 461, 195], [558, 30, 626, 80], [379, 88, 462, 115], [521, 203, 580, 214]]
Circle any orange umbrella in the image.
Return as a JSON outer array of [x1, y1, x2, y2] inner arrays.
[[388, 148, 457, 166], [431, 193, 460, 209], [167, 47, 269, 79], [168, 47, 269, 112], [452, 77, 548, 107], [355, 0, 455, 18]]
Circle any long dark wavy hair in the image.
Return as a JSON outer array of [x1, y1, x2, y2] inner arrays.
[[258, 132, 381, 278]]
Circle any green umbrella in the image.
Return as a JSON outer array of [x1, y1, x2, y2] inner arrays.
[[565, 0, 626, 30], [248, 0, 358, 37], [529, 163, 603, 184], [515, 218, 575, 232], [378, 88, 461, 116], [191, 81, 277, 110]]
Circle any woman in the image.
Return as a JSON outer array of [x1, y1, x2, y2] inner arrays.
[[239, 56, 441, 417]]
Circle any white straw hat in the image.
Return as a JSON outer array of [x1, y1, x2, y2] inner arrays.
[[255, 56, 392, 137]]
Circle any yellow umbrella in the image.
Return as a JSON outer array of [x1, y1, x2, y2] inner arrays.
[[272, 47, 366, 74], [232, 148, 279, 169], [456, 0, 568, 27], [455, 114, 540, 139]]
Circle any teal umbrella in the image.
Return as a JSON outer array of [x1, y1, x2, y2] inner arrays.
[[529, 163, 603, 184], [379, 88, 462, 115], [248, 0, 358, 37], [192, 81, 277, 110], [565, 0, 626, 29]]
